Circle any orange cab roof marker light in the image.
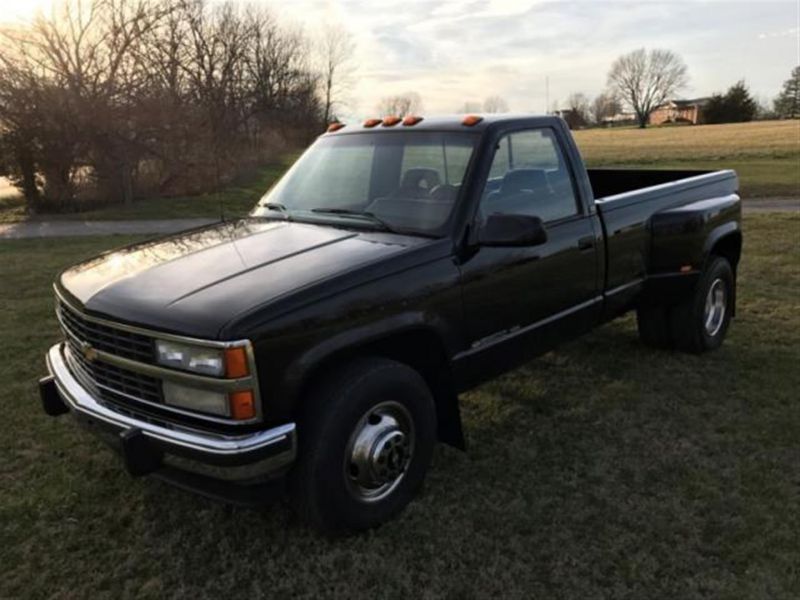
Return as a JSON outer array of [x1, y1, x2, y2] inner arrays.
[[326, 122, 346, 133], [402, 115, 423, 126], [363, 118, 382, 128], [382, 115, 402, 126], [462, 114, 483, 126]]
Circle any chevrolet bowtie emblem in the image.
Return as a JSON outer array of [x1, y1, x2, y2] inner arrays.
[[80, 342, 98, 362]]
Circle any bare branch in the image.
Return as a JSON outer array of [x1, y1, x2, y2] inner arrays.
[[607, 48, 688, 128], [377, 92, 423, 116]]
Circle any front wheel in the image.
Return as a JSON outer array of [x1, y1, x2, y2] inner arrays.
[[669, 255, 734, 353], [290, 357, 437, 533]]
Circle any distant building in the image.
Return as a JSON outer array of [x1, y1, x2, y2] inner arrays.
[[601, 111, 637, 127], [649, 98, 711, 125]]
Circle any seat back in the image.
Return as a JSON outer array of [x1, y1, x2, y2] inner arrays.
[[395, 167, 441, 198]]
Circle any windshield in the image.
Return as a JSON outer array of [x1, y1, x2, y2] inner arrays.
[[251, 131, 478, 236]]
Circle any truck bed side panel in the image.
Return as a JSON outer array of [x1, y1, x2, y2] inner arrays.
[[595, 170, 738, 315], [649, 194, 742, 273]]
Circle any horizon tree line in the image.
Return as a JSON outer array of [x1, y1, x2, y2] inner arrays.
[[0, 0, 354, 214], [561, 49, 797, 129]]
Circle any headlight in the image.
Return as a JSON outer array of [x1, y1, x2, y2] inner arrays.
[[156, 340, 225, 376], [155, 340, 251, 378], [163, 381, 229, 416], [155, 340, 256, 420]]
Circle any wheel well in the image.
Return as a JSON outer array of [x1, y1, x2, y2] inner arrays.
[[294, 329, 464, 448], [710, 232, 742, 270]]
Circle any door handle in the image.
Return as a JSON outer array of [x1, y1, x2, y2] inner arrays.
[[577, 236, 595, 251]]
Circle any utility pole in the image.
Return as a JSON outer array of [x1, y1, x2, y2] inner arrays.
[[545, 76, 550, 114]]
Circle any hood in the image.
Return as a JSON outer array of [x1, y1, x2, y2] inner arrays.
[[59, 219, 434, 338]]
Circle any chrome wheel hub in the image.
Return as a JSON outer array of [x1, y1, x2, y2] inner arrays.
[[704, 278, 727, 336], [345, 401, 414, 503]]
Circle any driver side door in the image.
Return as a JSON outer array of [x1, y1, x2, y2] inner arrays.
[[456, 127, 601, 384]]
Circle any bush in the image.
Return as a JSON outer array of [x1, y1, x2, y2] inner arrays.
[[705, 81, 757, 124], [0, 0, 325, 214]]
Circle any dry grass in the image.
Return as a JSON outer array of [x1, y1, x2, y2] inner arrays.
[[573, 120, 800, 198], [573, 120, 799, 163]]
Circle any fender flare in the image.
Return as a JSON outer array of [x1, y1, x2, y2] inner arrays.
[[281, 311, 458, 404], [280, 312, 466, 449], [702, 220, 742, 266]]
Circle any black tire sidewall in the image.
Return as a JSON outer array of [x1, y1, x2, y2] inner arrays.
[[297, 359, 436, 532], [694, 257, 734, 351]]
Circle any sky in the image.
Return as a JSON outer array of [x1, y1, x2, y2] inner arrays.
[[1, 0, 797, 119]]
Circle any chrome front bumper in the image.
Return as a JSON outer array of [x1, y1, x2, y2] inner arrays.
[[44, 342, 296, 486]]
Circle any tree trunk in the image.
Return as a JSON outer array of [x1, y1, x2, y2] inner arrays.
[[121, 161, 134, 206], [14, 143, 41, 213], [323, 73, 333, 124]]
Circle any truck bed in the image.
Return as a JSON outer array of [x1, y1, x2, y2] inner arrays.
[[587, 168, 716, 200], [588, 168, 740, 316]]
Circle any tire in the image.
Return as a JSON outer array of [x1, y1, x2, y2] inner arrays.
[[636, 304, 673, 349], [290, 357, 437, 533], [669, 256, 734, 353]]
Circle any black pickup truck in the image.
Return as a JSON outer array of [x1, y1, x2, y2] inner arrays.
[[40, 114, 742, 532]]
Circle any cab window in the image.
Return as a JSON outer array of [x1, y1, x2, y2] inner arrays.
[[480, 129, 579, 223]]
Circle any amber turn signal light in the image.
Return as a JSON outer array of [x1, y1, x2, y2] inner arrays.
[[402, 115, 423, 126], [363, 118, 382, 127], [462, 114, 483, 126], [382, 115, 401, 126], [224, 347, 249, 378], [229, 390, 256, 420], [327, 122, 345, 132]]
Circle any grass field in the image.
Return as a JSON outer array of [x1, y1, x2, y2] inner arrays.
[[1, 120, 797, 224], [573, 120, 800, 198], [1, 213, 798, 598]]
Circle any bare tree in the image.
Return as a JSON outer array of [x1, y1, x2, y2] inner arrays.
[[317, 24, 354, 124], [457, 100, 482, 113], [0, 39, 51, 210], [2, 0, 173, 207], [607, 48, 688, 128], [565, 92, 591, 127], [483, 95, 509, 113], [591, 92, 622, 124], [377, 92, 422, 116], [0, 0, 325, 213]]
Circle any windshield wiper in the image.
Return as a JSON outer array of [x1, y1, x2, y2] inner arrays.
[[309, 208, 396, 233]]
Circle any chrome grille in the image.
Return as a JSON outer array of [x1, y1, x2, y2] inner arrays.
[[57, 298, 154, 362], [65, 338, 162, 403], [57, 297, 163, 406]]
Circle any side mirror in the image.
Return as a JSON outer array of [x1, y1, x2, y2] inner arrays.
[[478, 214, 548, 247]]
